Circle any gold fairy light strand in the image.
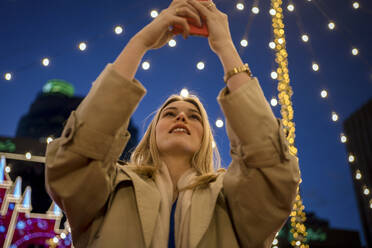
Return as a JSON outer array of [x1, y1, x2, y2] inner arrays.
[[270, 0, 309, 247]]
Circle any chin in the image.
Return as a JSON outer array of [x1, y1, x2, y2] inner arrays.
[[158, 140, 197, 155]]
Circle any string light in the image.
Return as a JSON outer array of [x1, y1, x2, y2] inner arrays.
[[168, 39, 177, 47], [42, 58, 50, 67], [5, 166, 11, 173], [197, 61, 205, 70], [142, 61, 150, 70], [114, 25, 123, 35], [78, 42, 87, 51], [60, 233, 66, 239], [363, 186, 370, 196], [287, 4, 295, 12], [331, 111, 338, 122], [352, 48, 359, 56], [269, 9, 276, 16], [355, 170, 362, 180], [53, 237, 59, 244], [240, 39, 248, 47], [236, 3, 244, 10], [312, 63, 319, 71], [270, 0, 308, 245], [215, 119, 224, 128], [272, 238, 279, 245], [352, 2, 360, 9], [269, 41, 276, 49], [271, 71, 278, 79], [348, 154, 355, 163], [251, 6, 259, 14], [25, 152, 32, 160], [320, 90, 328, 98], [150, 10, 159, 18], [4, 73, 12, 81], [46, 137, 54, 144], [328, 22, 335, 30], [271, 97, 278, 106], [180, 88, 189, 97], [340, 133, 347, 143], [301, 34, 309, 42]]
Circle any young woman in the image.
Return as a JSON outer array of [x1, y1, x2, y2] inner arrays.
[[45, 0, 301, 247]]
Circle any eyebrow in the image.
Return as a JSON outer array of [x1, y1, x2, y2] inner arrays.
[[163, 106, 201, 115]]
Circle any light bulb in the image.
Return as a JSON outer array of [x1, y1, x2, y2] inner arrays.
[[236, 3, 244, 10], [240, 39, 248, 47], [216, 119, 224, 128], [114, 26, 123, 35], [4, 73, 12, 81], [321, 90, 328, 98], [142, 61, 150, 70], [328, 22, 335, 30], [301, 34, 309, 42], [197, 62, 205, 70], [168, 39, 177, 47], [180, 88, 189, 97], [150, 10, 159, 18], [251, 7, 259, 14]]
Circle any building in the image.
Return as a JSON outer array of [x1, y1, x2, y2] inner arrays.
[[276, 211, 362, 247], [343, 98, 372, 247]]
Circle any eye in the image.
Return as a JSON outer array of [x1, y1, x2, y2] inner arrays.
[[190, 114, 201, 121], [164, 111, 175, 117]]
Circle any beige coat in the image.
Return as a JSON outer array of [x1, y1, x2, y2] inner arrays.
[[45, 63, 300, 248]]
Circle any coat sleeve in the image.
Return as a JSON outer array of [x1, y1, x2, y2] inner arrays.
[[45, 63, 146, 241], [217, 77, 301, 248]]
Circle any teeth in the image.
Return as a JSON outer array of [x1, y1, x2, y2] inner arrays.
[[172, 128, 188, 133]]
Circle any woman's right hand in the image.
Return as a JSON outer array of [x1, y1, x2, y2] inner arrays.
[[133, 0, 202, 50]]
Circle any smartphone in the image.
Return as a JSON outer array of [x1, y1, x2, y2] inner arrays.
[[171, 0, 209, 37]]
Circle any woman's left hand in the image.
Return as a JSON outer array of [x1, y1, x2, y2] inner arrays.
[[187, 0, 234, 55]]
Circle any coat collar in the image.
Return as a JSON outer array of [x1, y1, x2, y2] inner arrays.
[[118, 165, 224, 248], [189, 174, 224, 248], [119, 166, 161, 248]]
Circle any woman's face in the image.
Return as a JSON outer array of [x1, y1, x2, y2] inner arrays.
[[155, 100, 204, 157]]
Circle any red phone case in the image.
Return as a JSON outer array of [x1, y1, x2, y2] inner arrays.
[[171, 0, 209, 37]]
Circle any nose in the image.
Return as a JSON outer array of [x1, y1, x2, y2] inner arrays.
[[176, 112, 187, 122]]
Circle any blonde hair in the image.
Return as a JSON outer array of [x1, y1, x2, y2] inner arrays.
[[127, 94, 224, 188]]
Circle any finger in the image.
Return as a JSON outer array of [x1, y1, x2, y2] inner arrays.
[[175, 5, 202, 27], [170, 15, 190, 38], [187, 0, 212, 17]]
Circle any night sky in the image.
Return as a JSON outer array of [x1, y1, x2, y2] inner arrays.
[[1, 0, 371, 245]]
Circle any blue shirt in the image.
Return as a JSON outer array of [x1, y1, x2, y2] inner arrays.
[[168, 198, 178, 248]]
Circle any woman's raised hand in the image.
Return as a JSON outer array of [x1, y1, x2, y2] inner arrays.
[[187, 0, 234, 55], [134, 0, 202, 50]]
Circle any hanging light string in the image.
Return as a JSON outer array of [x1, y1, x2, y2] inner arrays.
[[298, 0, 372, 211], [270, 0, 308, 248], [291, 0, 340, 121], [308, 0, 372, 70], [237, 0, 259, 55]]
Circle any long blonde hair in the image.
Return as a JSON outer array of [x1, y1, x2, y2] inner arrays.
[[127, 94, 224, 188]]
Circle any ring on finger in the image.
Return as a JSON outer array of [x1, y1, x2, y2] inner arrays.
[[207, 2, 215, 9]]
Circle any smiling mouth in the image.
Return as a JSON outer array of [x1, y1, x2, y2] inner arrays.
[[170, 128, 190, 135]]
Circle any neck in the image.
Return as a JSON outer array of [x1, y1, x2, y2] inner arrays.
[[160, 154, 192, 201]]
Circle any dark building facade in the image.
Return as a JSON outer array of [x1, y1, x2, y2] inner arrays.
[[15, 79, 139, 160], [277, 212, 362, 247], [1, 79, 139, 213], [343, 98, 372, 247]]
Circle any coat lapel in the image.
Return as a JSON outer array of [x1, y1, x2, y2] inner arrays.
[[189, 175, 224, 248], [120, 167, 161, 248]]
